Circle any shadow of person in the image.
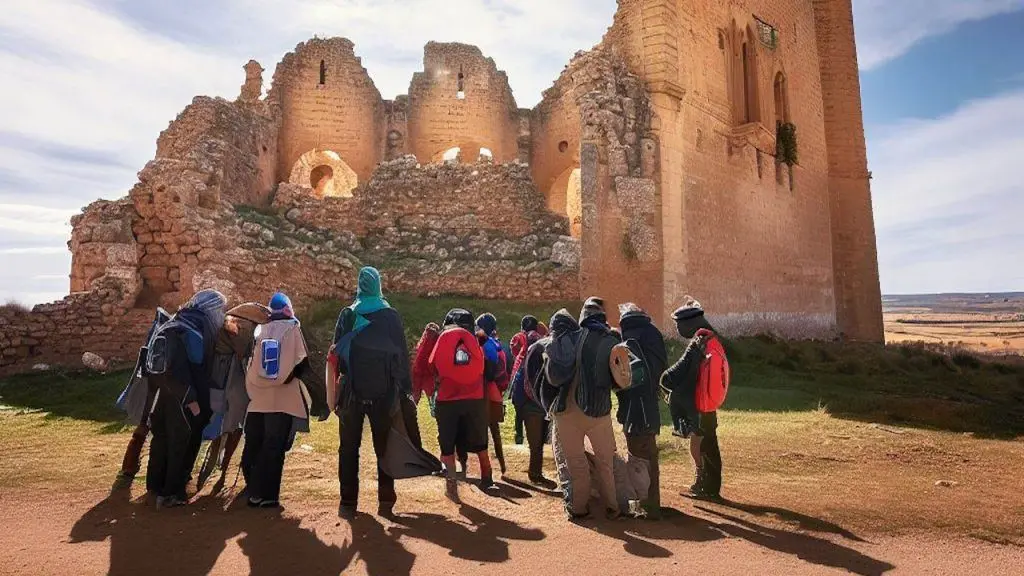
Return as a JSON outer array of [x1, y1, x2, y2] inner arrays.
[[69, 491, 243, 576], [696, 507, 895, 576], [388, 503, 544, 564], [237, 509, 351, 576], [576, 505, 724, 559], [710, 498, 867, 542], [502, 477, 562, 499], [346, 514, 416, 575]]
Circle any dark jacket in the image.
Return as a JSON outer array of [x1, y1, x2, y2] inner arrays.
[[548, 309, 619, 418], [335, 307, 410, 406], [661, 333, 708, 437], [617, 311, 667, 436]]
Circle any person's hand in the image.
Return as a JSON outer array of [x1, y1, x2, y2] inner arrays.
[[186, 402, 200, 416]]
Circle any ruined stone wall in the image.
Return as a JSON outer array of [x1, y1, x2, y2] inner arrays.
[[270, 38, 385, 184], [0, 277, 150, 376], [530, 73, 582, 219], [407, 43, 520, 164], [536, 48, 662, 322], [132, 96, 279, 308], [272, 156, 580, 301], [813, 0, 884, 341]]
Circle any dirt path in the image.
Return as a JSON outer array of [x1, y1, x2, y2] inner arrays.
[[1, 483, 1021, 576]]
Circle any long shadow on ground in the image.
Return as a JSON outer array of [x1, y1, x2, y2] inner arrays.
[[388, 503, 545, 564], [694, 505, 895, 576]]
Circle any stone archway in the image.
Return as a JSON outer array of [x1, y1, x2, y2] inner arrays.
[[429, 141, 488, 164], [289, 149, 358, 198], [549, 166, 582, 238]]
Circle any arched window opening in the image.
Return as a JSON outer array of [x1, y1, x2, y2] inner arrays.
[[742, 40, 759, 123], [456, 67, 466, 99], [310, 165, 334, 194], [442, 147, 461, 162], [319, 60, 326, 86], [479, 147, 493, 160], [547, 167, 583, 238], [773, 72, 789, 126]]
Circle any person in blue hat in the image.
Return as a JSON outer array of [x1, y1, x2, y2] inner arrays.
[[240, 292, 315, 508]]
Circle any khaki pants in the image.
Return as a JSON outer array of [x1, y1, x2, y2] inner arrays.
[[553, 402, 619, 516]]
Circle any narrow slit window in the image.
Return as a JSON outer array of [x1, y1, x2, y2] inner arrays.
[[456, 68, 465, 99], [319, 60, 326, 86]]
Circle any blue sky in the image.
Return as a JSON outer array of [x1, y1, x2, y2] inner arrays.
[[0, 0, 1021, 305]]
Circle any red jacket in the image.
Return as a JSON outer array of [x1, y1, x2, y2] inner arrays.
[[411, 324, 440, 403], [426, 327, 486, 402]]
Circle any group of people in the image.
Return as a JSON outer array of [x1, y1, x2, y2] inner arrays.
[[114, 265, 727, 522]]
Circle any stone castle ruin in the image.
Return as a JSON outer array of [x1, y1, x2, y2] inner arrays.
[[0, 0, 882, 374]]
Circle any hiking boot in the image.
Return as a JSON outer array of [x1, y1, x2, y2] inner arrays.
[[377, 501, 396, 518], [529, 475, 557, 489], [338, 504, 358, 519], [445, 479, 461, 504], [157, 495, 186, 509], [479, 474, 498, 493], [247, 497, 264, 508], [689, 467, 704, 495], [514, 434, 524, 445], [565, 507, 590, 522]]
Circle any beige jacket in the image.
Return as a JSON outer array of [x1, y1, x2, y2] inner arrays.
[[245, 319, 311, 419]]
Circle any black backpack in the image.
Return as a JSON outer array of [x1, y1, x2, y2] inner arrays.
[[339, 308, 403, 403], [544, 328, 585, 388]]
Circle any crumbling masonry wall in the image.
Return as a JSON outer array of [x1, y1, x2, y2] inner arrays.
[[407, 43, 521, 164], [270, 38, 386, 185]]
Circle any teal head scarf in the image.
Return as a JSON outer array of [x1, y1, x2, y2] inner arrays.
[[351, 266, 390, 316]]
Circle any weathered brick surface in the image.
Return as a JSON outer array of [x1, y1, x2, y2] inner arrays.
[[269, 38, 385, 185], [407, 42, 520, 164]]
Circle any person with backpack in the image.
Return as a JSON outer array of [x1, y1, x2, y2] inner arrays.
[[113, 307, 171, 489], [196, 302, 271, 490], [240, 293, 315, 509], [510, 315, 539, 445], [510, 328, 551, 485], [546, 298, 621, 520], [616, 303, 668, 519], [423, 308, 494, 502], [476, 313, 509, 475], [144, 289, 228, 508], [661, 297, 727, 501], [330, 267, 411, 519]]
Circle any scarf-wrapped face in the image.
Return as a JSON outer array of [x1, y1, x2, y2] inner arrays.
[[358, 267, 383, 299], [269, 292, 294, 320], [183, 289, 228, 332]]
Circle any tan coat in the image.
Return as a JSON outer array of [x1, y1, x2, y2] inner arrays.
[[245, 319, 311, 420]]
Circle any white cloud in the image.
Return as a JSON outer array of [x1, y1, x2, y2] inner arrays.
[[853, 0, 1023, 70], [870, 89, 1024, 294]]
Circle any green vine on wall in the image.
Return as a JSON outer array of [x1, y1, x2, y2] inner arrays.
[[777, 122, 798, 166]]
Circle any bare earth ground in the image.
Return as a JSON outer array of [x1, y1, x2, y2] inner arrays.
[[2, 403, 1023, 575]]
